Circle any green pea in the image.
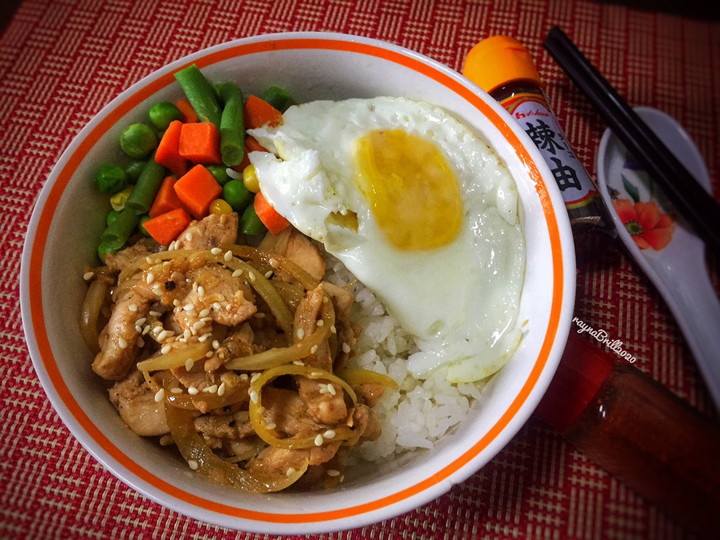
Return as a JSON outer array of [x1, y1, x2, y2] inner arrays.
[[106, 209, 120, 227], [240, 203, 266, 236], [222, 179, 251, 211], [95, 163, 128, 194], [207, 164, 231, 186], [120, 123, 158, 159], [148, 101, 183, 131]]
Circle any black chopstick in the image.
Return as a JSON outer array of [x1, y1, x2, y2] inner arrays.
[[543, 26, 720, 255]]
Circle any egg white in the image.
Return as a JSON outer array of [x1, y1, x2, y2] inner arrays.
[[249, 97, 525, 383]]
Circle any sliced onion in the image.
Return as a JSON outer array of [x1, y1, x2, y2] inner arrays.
[[165, 404, 307, 492], [248, 364, 359, 450], [136, 341, 211, 372], [225, 291, 335, 371], [338, 368, 399, 390], [80, 278, 109, 354]]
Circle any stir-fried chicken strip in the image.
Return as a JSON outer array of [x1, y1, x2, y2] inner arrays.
[[259, 227, 326, 281], [174, 212, 238, 250], [109, 370, 169, 437], [293, 283, 348, 425]]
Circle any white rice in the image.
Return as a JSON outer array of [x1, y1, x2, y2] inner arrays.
[[323, 255, 487, 463]]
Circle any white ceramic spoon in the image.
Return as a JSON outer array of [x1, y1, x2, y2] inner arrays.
[[596, 106, 720, 410]]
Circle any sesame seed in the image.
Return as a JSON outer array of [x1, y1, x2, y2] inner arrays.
[[319, 384, 329, 395], [198, 308, 211, 318], [171, 387, 182, 394], [212, 301, 222, 310], [296, 328, 305, 340], [224, 250, 233, 262], [248, 272, 256, 282], [149, 310, 161, 317], [330, 325, 337, 334], [188, 386, 199, 396], [217, 382, 226, 396], [154, 388, 165, 403], [136, 317, 147, 326], [314, 434, 323, 446], [83, 271, 95, 281], [342, 342, 351, 354], [254, 312, 265, 319], [292, 360, 305, 366], [269, 258, 278, 268], [152, 284, 163, 295], [188, 459, 199, 470], [264, 270, 273, 279], [168, 241, 176, 251], [185, 358, 194, 371], [128, 303, 138, 312], [198, 285, 205, 296], [310, 344, 318, 354], [240, 373, 249, 381], [142, 325, 151, 336], [327, 384, 336, 396], [145, 256, 153, 263], [173, 299, 180, 307], [232, 269, 243, 277], [198, 333, 212, 342], [316, 319, 324, 327], [135, 325, 143, 334], [185, 232, 193, 241], [204, 384, 218, 393], [323, 429, 336, 439], [326, 469, 340, 477], [265, 422, 276, 430], [250, 391, 259, 404], [192, 320, 205, 331], [146, 272, 155, 284], [183, 329, 191, 340], [286, 467, 296, 477], [212, 340, 220, 350], [205, 351, 213, 358], [184, 303, 194, 312], [118, 337, 128, 349], [250, 372, 261, 383], [157, 330, 170, 342], [161, 344, 171, 354], [210, 247, 222, 255]]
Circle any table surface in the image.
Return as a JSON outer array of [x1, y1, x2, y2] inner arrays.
[[2, 1, 719, 539]]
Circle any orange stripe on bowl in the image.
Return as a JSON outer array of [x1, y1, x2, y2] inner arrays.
[[28, 35, 565, 525]]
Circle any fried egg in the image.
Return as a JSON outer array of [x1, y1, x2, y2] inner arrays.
[[249, 97, 525, 383]]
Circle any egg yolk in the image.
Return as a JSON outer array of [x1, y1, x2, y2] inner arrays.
[[354, 129, 463, 250]]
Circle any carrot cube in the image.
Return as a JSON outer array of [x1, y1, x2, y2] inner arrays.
[[155, 120, 188, 177], [174, 164, 223, 219], [142, 208, 192, 246], [178, 122, 221, 164]]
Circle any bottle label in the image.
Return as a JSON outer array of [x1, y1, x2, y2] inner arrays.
[[500, 93, 598, 208]]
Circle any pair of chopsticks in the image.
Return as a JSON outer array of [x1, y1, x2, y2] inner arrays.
[[543, 27, 720, 255]]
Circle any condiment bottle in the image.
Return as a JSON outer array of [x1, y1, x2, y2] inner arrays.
[[534, 333, 720, 538], [463, 35, 616, 263]]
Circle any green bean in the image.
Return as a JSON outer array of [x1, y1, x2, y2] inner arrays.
[[215, 82, 245, 167], [125, 155, 165, 213], [120, 123, 157, 159], [98, 207, 140, 260], [148, 101, 183, 131], [124, 159, 146, 182], [174, 64, 222, 128], [260, 86, 295, 113]]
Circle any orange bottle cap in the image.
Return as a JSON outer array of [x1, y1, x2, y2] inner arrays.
[[462, 35, 542, 94]]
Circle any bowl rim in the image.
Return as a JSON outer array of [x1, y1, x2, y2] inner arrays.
[[20, 31, 575, 534]]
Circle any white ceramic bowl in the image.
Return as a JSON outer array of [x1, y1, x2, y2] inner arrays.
[[20, 32, 575, 534]]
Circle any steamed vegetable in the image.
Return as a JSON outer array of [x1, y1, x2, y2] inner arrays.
[[174, 64, 222, 127], [173, 164, 222, 219], [215, 81, 245, 167], [120, 123, 157, 159], [178, 122, 222, 164], [141, 207, 192, 245]]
